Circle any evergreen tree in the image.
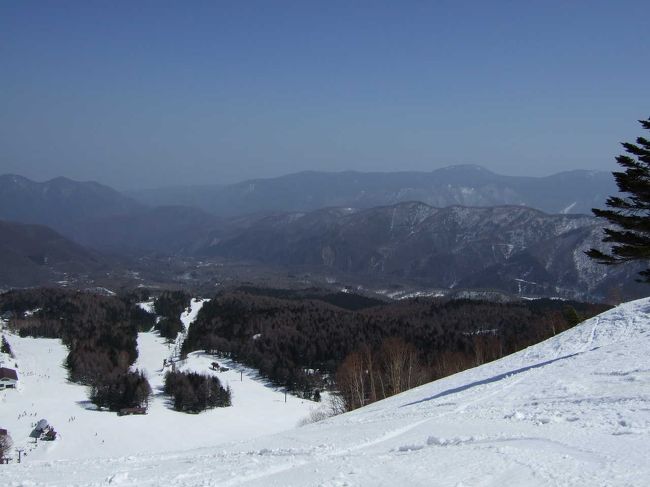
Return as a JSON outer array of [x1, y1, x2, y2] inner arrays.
[[163, 370, 231, 412], [1, 335, 13, 357], [587, 117, 650, 281]]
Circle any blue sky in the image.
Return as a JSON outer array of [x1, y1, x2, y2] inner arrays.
[[1, 1, 648, 189]]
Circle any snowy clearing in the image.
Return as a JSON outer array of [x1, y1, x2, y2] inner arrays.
[[2, 298, 650, 486]]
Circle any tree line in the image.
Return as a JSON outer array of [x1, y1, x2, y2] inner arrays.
[[182, 288, 608, 406], [164, 370, 231, 413], [0, 288, 152, 411], [153, 290, 191, 340], [0, 286, 609, 412]]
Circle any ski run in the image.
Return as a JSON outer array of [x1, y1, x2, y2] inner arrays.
[[1, 297, 650, 486]]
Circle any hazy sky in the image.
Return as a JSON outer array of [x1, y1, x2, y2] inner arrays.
[[1, 1, 648, 190]]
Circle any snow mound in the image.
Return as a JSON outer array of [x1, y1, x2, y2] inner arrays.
[[4, 298, 650, 486]]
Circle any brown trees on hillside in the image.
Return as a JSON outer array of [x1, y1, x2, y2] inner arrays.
[[336, 337, 428, 411], [0, 432, 12, 460]]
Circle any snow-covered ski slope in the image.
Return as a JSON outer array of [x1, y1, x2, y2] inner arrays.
[[3, 298, 650, 486], [0, 299, 315, 466]]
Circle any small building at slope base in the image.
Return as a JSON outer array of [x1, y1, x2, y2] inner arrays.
[[0, 368, 17, 389]]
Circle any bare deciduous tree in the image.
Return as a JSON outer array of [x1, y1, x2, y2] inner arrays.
[[335, 351, 367, 410], [378, 337, 420, 396], [0, 433, 13, 460], [336, 337, 427, 411]]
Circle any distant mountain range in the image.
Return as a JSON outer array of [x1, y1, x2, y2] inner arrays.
[[0, 174, 143, 233], [0, 174, 220, 254], [126, 165, 617, 216], [0, 167, 617, 253], [202, 202, 642, 299], [0, 168, 638, 300], [0, 220, 110, 288]]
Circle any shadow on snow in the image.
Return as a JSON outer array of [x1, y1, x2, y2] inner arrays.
[[401, 352, 580, 408]]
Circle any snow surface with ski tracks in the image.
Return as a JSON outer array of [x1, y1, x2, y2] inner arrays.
[[0, 299, 316, 471], [3, 298, 650, 486]]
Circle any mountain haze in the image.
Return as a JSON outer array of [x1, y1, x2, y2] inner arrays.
[[204, 202, 639, 299], [0, 220, 109, 288], [127, 166, 617, 216], [0, 170, 637, 299], [71, 205, 230, 255], [0, 174, 143, 236], [0, 175, 226, 255]]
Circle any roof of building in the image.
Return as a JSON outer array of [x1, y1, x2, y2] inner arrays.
[[0, 368, 18, 381]]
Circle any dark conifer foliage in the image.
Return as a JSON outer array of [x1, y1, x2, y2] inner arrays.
[[154, 291, 191, 319], [183, 290, 608, 399], [0, 287, 609, 412], [234, 286, 385, 310], [129, 305, 157, 332], [155, 317, 184, 341], [163, 370, 231, 413], [90, 369, 152, 411], [153, 290, 191, 340], [1, 335, 13, 357], [588, 118, 650, 281], [0, 288, 151, 410]]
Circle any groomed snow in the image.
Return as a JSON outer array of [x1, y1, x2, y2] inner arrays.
[[0, 299, 316, 465], [3, 298, 650, 486]]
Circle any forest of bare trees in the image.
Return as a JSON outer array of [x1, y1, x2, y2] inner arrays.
[[336, 338, 423, 410]]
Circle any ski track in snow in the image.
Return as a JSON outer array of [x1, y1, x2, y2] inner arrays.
[[0, 298, 317, 481], [2, 299, 650, 485]]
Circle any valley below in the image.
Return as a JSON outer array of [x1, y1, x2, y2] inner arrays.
[[0, 168, 643, 302]]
